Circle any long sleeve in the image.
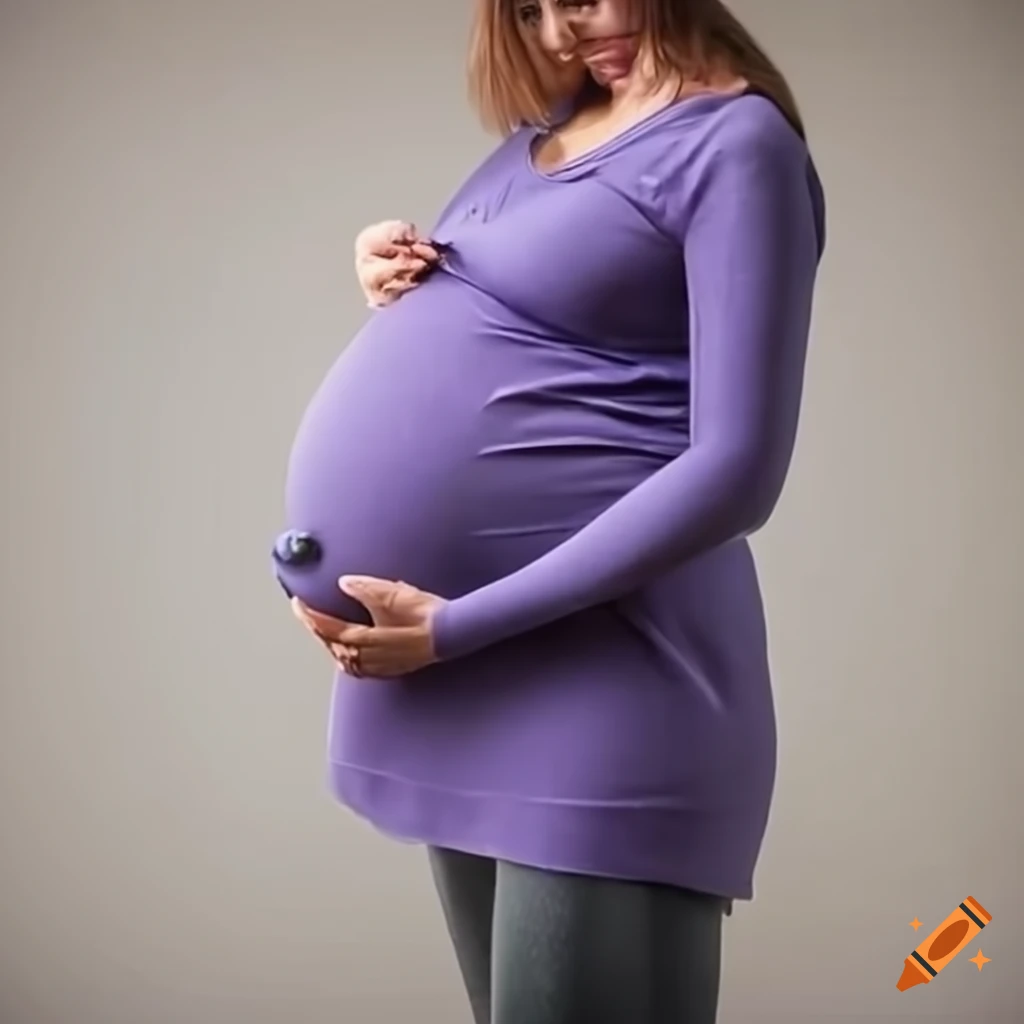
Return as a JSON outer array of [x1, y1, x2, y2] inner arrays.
[[431, 107, 826, 662]]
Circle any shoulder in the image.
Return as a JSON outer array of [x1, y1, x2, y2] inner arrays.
[[666, 92, 809, 183], [644, 92, 824, 246]]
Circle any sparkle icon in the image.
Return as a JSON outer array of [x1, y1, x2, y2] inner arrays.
[[968, 949, 991, 972]]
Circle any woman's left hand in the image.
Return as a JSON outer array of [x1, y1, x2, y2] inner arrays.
[[291, 576, 446, 678]]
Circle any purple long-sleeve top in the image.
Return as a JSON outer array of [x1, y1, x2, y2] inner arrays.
[[275, 91, 825, 900]]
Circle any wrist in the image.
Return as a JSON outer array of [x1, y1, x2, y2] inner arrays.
[[429, 601, 452, 662]]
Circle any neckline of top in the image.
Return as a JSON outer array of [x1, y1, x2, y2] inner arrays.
[[526, 86, 757, 181]]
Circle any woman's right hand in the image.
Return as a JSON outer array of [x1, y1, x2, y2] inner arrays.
[[354, 220, 441, 308]]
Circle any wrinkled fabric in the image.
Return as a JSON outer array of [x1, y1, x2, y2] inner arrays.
[[275, 92, 825, 900]]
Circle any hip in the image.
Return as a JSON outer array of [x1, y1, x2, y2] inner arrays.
[[328, 551, 776, 803]]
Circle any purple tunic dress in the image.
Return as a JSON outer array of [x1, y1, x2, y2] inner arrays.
[[274, 92, 826, 900]]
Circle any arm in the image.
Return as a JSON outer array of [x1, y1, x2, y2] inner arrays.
[[432, 108, 826, 661]]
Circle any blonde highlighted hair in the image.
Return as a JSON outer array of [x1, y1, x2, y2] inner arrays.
[[468, 0, 804, 138]]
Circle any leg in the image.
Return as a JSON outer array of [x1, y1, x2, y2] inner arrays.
[[491, 861, 727, 1024], [427, 846, 498, 1024]]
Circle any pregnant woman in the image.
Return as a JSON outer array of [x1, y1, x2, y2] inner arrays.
[[273, 1, 825, 1021]]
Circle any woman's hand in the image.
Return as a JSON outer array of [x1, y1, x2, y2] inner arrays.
[[291, 576, 446, 678], [354, 220, 441, 308]]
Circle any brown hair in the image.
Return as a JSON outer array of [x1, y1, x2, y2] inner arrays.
[[468, 0, 804, 138]]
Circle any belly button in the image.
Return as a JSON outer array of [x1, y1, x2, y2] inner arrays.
[[273, 529, 322, 567]]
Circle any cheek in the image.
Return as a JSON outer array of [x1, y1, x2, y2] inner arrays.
[[604, 0, 641, 34], [530, 51, 585, 95]]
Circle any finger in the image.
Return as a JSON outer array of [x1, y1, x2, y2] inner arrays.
[[364, 221, 421, 256], [328, 642, 358, 673], [292, 599, 321, 633], [295, 613, 346, 665], [363, 256, 426, 293], [366, 268, 429, 306], [336, 645, 370, 676], [304, 611, 358, 642], [292, 598, 328, 634], [366, 290, 397, 309], [408, 242, 440, 262], [333, 623, 374, 647], [382, 220, 418, 243], [362, 244, 438, 272], [295, 604, 359, 646], [304, 622, 340, 659], [356, 219, 412, 249], [377, 278, 419, 301], [378, 253, 429, 278], [344, 652, 405, 679], [398, 258, 430, 280], [359, 241, 414, 261], [326, 639, 347, 666], [339, 575, 405, 615]]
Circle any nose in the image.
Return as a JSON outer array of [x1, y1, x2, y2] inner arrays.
[[538, 10, 577, 57]]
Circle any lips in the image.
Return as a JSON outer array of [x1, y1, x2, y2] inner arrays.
[[577, 34, 637, 62]]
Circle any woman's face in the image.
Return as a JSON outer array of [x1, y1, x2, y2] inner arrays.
[[513, 0, 642, 88]]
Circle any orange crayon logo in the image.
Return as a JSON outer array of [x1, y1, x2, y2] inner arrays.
[[897, 896, 992, 992]]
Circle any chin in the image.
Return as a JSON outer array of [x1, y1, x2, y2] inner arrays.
[[553, 68, 587, 97], [535, 55, 585, 95]]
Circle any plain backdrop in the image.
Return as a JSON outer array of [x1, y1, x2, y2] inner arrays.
[[1, 1, 1022, 1022]]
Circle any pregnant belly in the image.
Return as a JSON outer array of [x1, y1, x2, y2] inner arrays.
[[273, 273, 674, 621]]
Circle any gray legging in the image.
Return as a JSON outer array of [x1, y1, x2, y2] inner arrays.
[[428, 847, 731, 1024]]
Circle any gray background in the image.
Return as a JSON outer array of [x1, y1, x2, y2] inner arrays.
[[1, 1, 1022, 1022]]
